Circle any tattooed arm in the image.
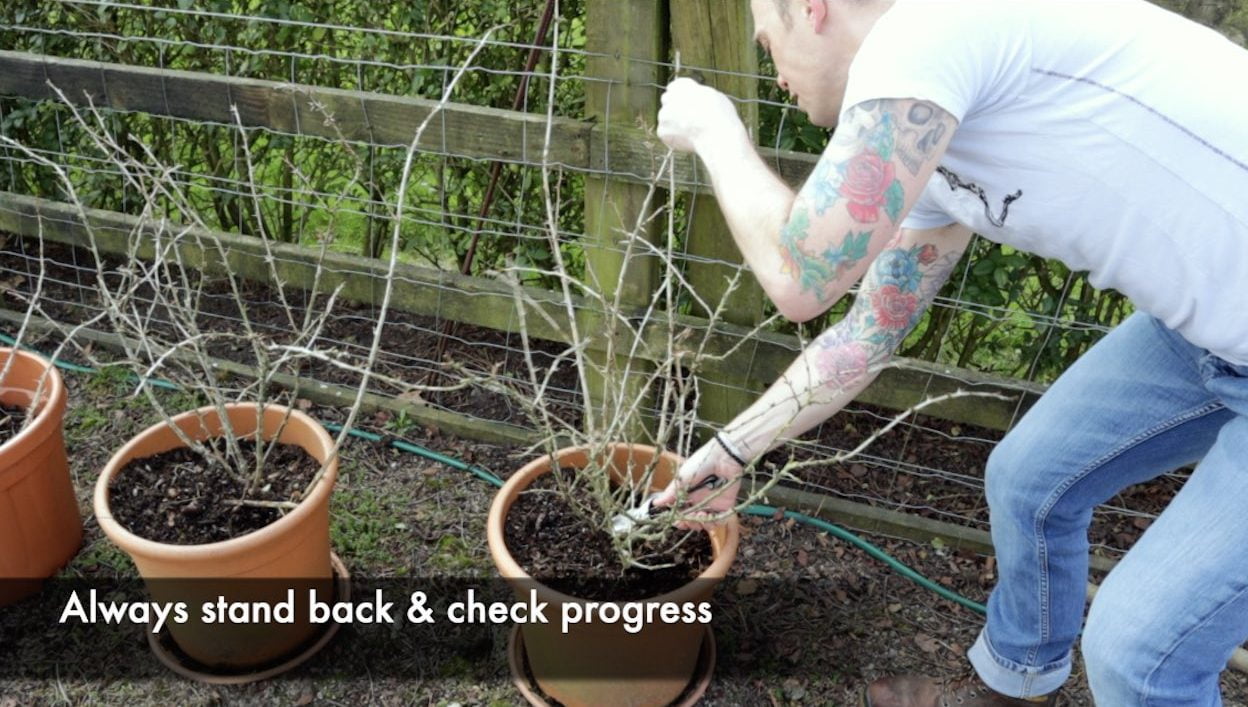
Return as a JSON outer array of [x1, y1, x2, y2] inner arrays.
[[775, 99, 955, 319], [658, 80, 957, 321], [656, 223, 972, 521]]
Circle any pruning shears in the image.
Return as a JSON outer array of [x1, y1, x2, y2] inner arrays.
[[610, 474, 722, 535]]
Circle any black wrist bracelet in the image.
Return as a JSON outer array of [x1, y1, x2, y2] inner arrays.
[[714, 432, 748, 468]]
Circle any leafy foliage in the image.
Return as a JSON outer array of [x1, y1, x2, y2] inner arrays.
[[7, 0, 1234, 383], [2, 0, 587, 284]]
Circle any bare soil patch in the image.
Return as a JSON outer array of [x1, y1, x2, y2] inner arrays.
[[7, 240, 584, 428]]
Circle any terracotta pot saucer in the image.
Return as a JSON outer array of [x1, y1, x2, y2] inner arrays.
[[507, 623, 717, 707], [145, 552, 350, 685]]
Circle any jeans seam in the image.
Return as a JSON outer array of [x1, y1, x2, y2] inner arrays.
[[1140, 580, 1248, 706], [1026, 400, 1225, 668], [1148, 315, 1206, 380]]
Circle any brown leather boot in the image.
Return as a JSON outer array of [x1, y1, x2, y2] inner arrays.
[[863, 673, 1058, 707]]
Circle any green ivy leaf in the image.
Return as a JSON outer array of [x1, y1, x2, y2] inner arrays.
[[993, 268, 1010, 290]]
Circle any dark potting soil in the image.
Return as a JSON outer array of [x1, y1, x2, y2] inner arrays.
[[503, 470, 714, 602], [0, 403, 29, 447], [109, 439, 321, 545]]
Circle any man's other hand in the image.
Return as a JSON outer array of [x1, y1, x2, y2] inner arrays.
[[657, 77, 746, 154]]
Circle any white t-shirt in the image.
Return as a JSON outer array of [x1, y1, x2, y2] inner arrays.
[[841, 0, 1248, 364]]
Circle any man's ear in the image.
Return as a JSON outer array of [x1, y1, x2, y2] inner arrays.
[[804, 0, 829, 32]]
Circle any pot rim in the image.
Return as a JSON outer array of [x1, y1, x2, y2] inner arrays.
[[93, 402, 338, 561], [486, 442, 740, 606], [0, 348, 67, 463]]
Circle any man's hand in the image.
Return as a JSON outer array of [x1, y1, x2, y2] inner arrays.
[[657, 77, 747, 154], [653, 438, 744, 530]]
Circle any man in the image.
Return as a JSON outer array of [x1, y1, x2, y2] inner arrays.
[[652, 0, 1248, 704]]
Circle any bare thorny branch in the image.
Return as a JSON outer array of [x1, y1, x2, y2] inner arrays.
[[0, 32, 498, 512]]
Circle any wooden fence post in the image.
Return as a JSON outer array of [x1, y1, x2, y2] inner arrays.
[[670, 0, 766, 427], [583, 0, 665, 440]]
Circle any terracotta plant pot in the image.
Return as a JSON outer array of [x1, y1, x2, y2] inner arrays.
[[487, 444, 740, 707], [0, 348, 82, 605], [94, 403, 338, 673]]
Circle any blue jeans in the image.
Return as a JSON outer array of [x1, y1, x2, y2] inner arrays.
[[969, 312, 1248, 705]]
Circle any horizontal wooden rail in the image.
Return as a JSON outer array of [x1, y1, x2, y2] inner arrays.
[[0, 49, 820, 192], [0, 191, 1044, 431]]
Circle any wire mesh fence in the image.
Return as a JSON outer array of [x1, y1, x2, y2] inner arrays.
[[0, 0, 1207, 562]]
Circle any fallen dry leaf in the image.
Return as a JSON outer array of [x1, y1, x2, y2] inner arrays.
[[914, 632, 940, 653], [736, 578, 759, 596]]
